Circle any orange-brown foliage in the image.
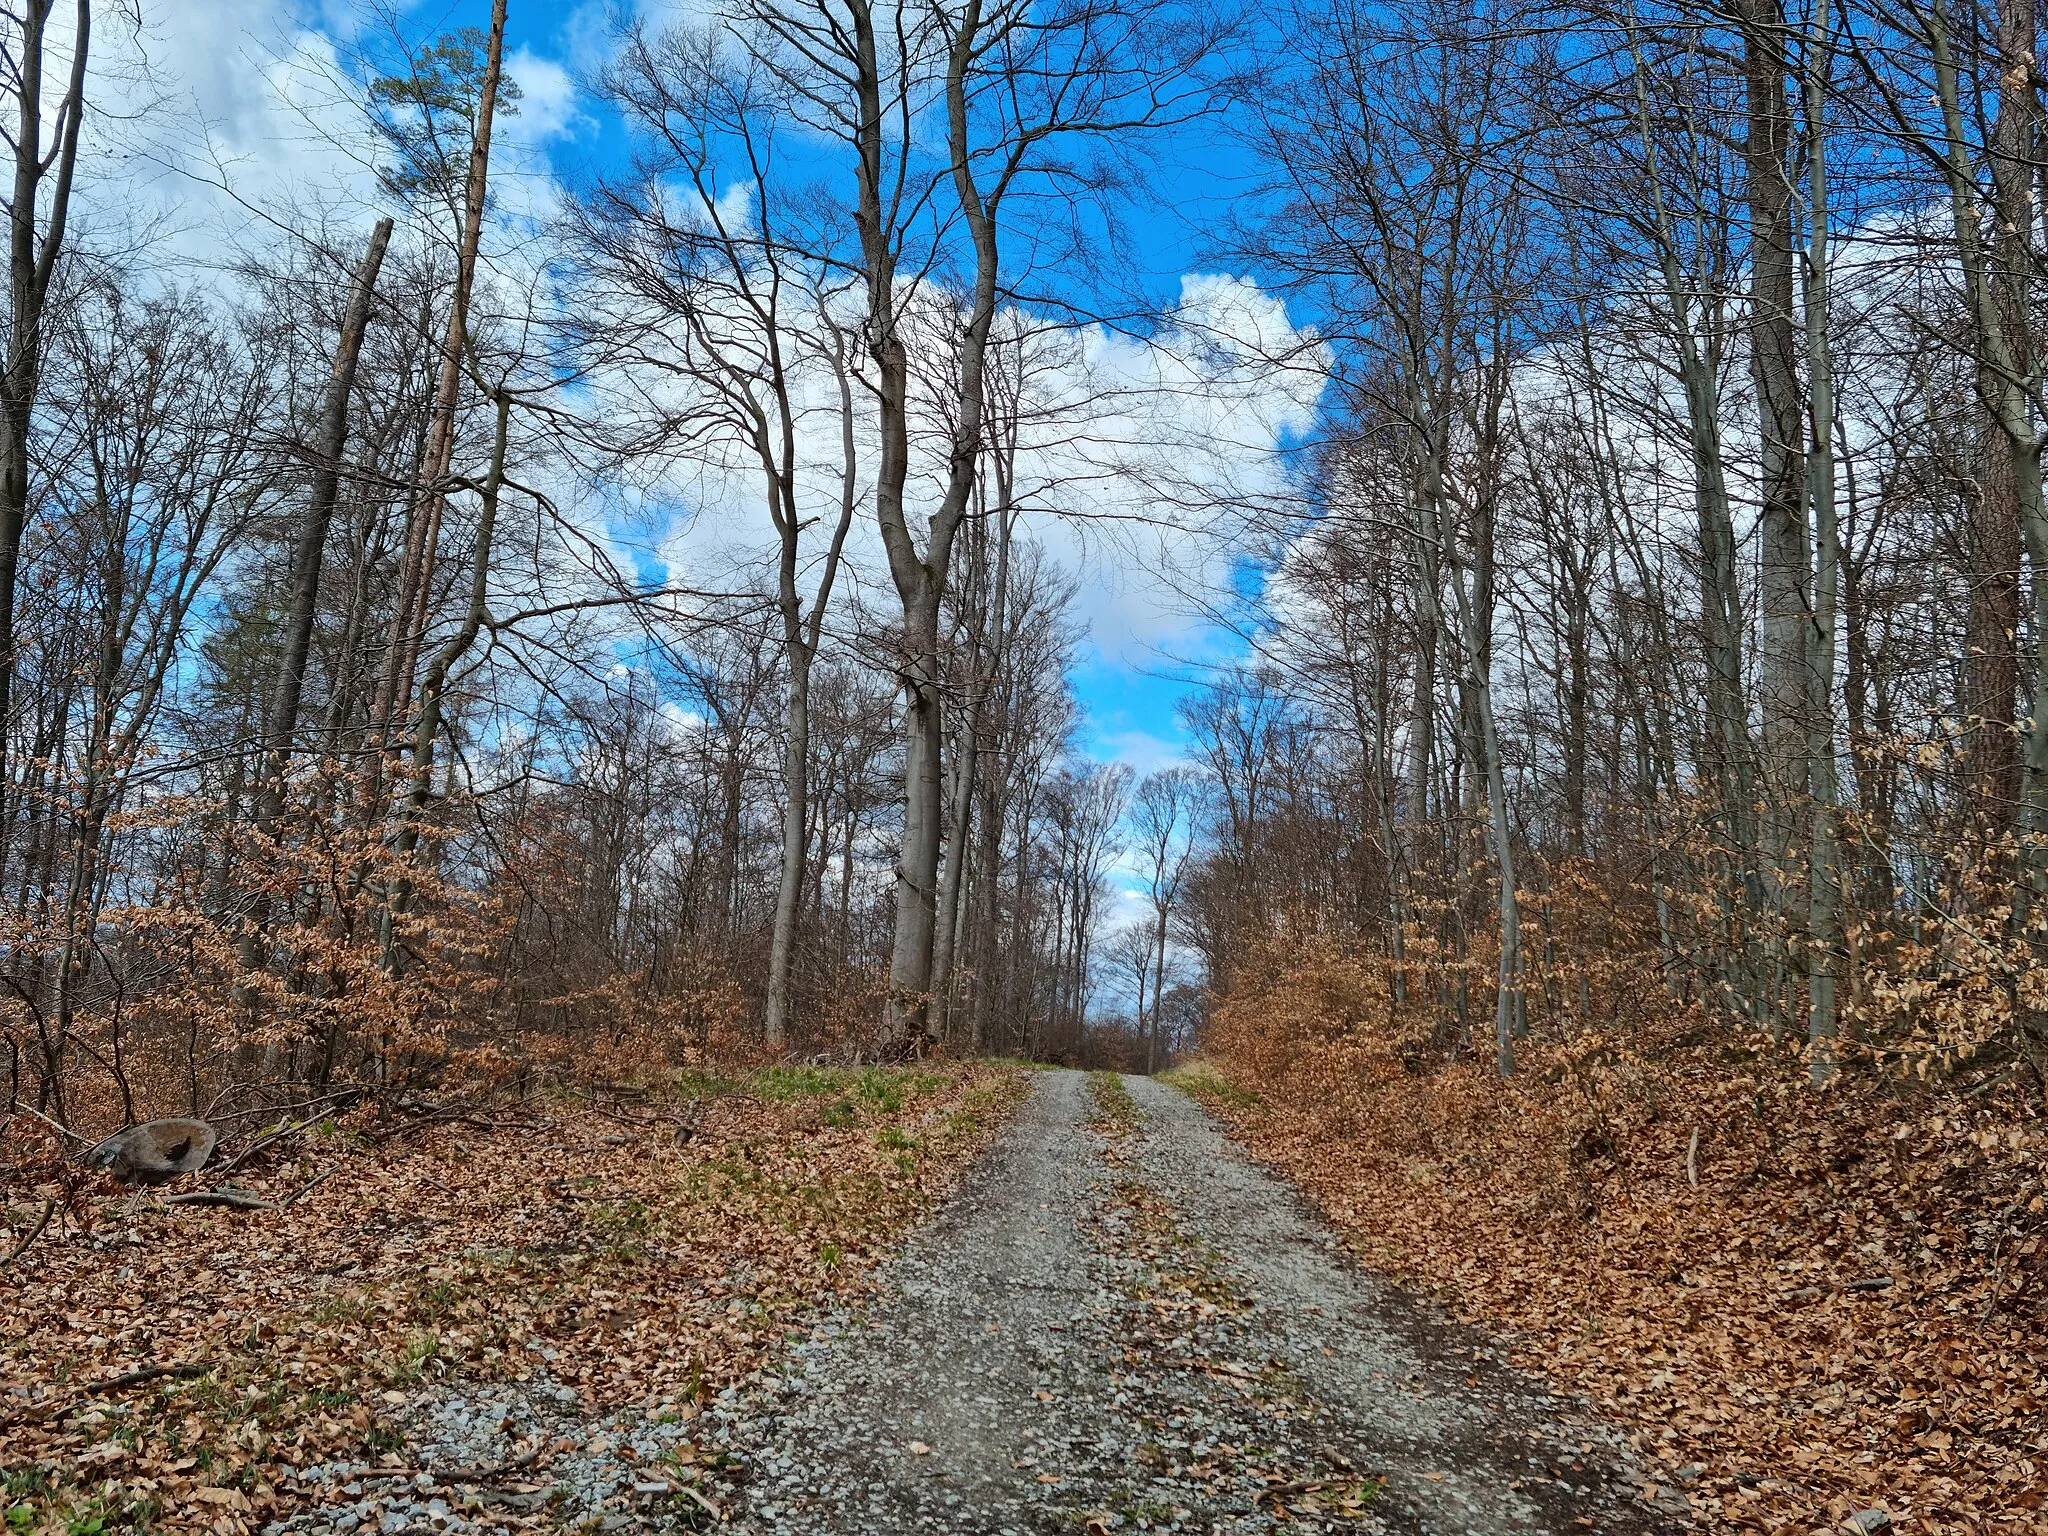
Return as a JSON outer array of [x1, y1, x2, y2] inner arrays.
[[1196, 935, 2048, 1535], [1, 1063, 1029, 1534]]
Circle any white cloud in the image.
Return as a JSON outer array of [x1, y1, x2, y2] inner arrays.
[[503, 46, 587, 151], [86, 0, 383, 257], [92, 0, 1326, 758]]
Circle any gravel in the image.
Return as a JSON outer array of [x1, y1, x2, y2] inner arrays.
[[264, 1069, 1685, 1535]]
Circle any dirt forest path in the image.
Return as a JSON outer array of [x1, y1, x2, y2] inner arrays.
[[722, 1069, 1682, 1535]]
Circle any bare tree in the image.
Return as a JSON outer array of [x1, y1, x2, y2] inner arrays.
[[1130, 766, 1200, 1071], [0, 0, 90, 857]]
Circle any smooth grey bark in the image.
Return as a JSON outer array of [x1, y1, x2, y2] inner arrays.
[[256, 217, 394, 835], [834, 0, 932, 1046], [869, 0, 1004, 1047], [1800, 9, 1842, 1082], [764, 334, 860, 1046], [932, 443, 1017, 1040], [1423, 423, 1520, 1077], [1620, 28, 1752, 839], [1405, 513, 1438, 835], [1132, 767, 1197, 1073]]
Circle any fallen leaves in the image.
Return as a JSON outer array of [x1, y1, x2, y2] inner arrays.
[[1189, 950, 2048, 1536], [0, 1062, 1028, 1534]]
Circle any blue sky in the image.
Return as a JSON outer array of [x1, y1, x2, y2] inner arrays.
[[485, 0, 1294, 770], [154, 0, 1316, 775]]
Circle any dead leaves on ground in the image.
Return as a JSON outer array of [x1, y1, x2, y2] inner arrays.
[[0, 1063, 1028, 1534], [1191, 960, 2048, 1536]]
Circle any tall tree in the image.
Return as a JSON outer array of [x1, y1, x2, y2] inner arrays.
[[0, 0, 89, 863]]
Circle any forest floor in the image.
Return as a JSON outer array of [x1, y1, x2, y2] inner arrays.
[[1173, 1028, 2048, 1536], [4, 1066, 1686, 1536], [0, 1062, 1027, 1536]]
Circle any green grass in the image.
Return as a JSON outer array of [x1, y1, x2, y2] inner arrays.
[[1157, 1058, 1263, 1109], [748, 1064, 944, 1110], [1087, 1071, 1143, 1137]]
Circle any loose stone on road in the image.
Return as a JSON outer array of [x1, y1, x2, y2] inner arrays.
[[726, 1068, 1679, 1534]]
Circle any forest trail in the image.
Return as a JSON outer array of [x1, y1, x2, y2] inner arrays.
[[723, 1070, 1680, 1535]]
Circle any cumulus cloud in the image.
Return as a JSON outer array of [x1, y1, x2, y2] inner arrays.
[[624, 270, 1327, 679], [98, 0, 1327, 778]]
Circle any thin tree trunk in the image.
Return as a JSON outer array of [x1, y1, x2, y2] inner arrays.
[[933, 488, 1012, 1039], [256, 218, 393, 834], [0, 0, 88, 873], [1802, 11, 1842, 1082], [371, 0, 507, 778], [381, 392, 509, 986]]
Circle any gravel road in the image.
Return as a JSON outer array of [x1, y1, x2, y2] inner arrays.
[[265, 1069, 1684, 1536], [719, 1069, 1682, 1536]]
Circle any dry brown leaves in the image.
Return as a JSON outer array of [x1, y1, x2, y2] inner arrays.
[[1184, 954, 2048, 1536], [0, 1062, 1028, 1535]]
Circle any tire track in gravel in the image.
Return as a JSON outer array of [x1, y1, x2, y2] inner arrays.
[[721, 1069, 1685, 1536]]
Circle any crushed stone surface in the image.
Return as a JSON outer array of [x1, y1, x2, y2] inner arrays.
[[264, 1070, 1683, 1535]]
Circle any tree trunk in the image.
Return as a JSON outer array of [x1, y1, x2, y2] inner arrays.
[[887, 589, 947, 1044], [765, 646, 812, 1048], [1743, 0, 1811, 822], [371, 0, 507, 775], [1801, 11, 1843, 1082], [930, 698, 977, 1040], [0, 0, 88, 872], [256, 218, 393, 834]]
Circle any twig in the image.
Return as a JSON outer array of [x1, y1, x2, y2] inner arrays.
[[1255, 1479, 1329, 1503], [84, 1363, 211, 1394], [677, 1486, 721, 1519], [9, 1103, 90, 1145], [215, 1100, 356, 1175], [162, 1187, 274, 1210], [1, 1199, 54, 1268], [1687, 1126, 1699, 1188], [1781, 1275, 1894, 1301], [279, 1170, 337, 1208], [434, 1445, 545, 1483]]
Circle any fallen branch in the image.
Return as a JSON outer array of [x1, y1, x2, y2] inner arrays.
[[434, 1444, 546, 1483], [214, 1095, 362, 1175], [1255, 1479, 1329, 1503], [8, 1103, 90, 1145], [1, 1199, 54, 1268], [279, 1170, 336, 1208], [84, 1363, 211, 1395], [1780, 1275, 1895, 1302], [676, 1485, 721, 1519], [162, 1187, 274, 1210]]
